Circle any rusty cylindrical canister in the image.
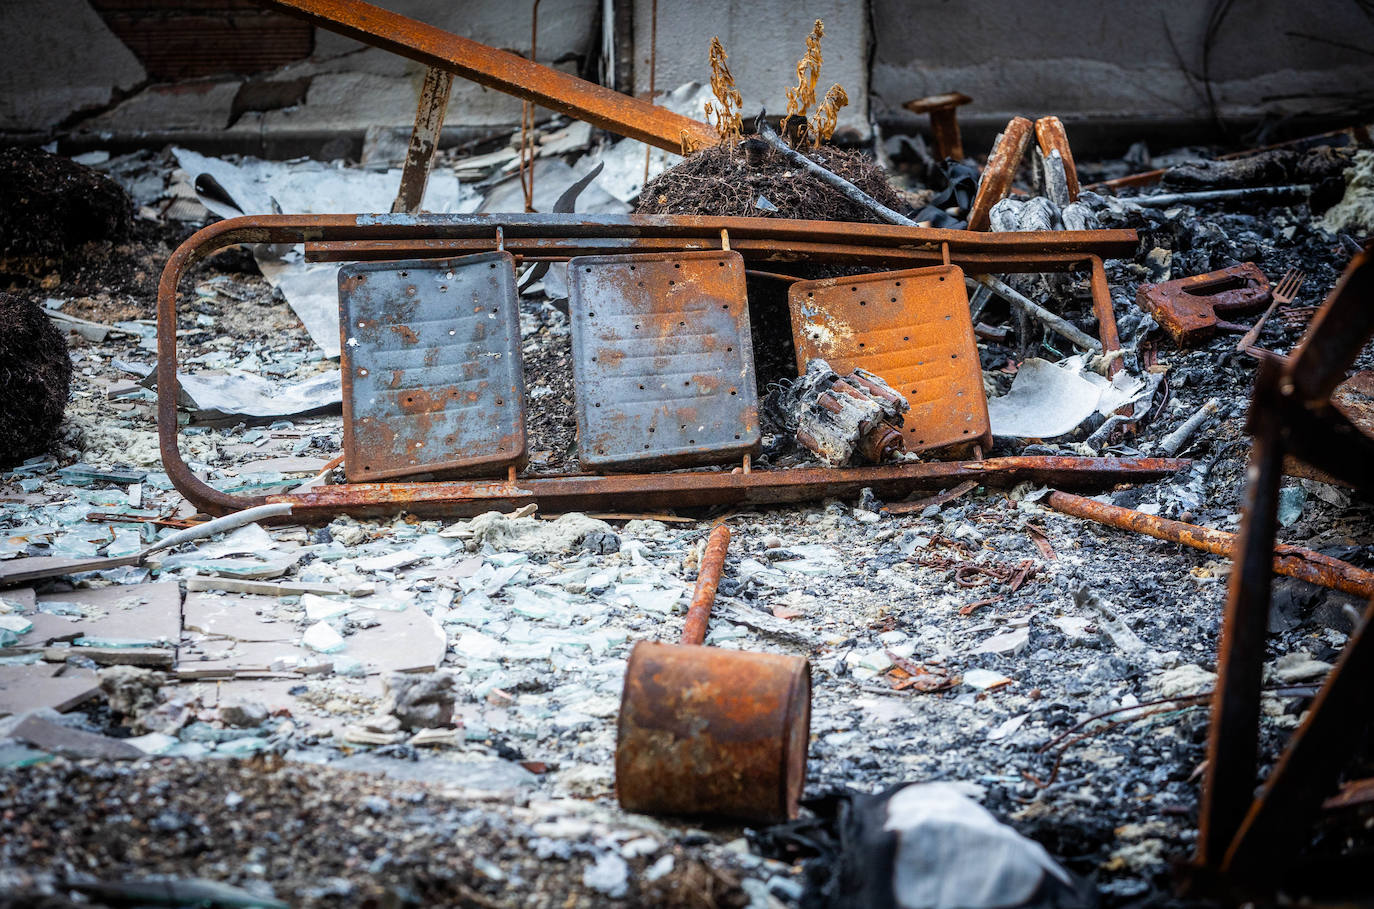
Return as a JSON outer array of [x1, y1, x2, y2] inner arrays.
[[615, 525, 812, 823]]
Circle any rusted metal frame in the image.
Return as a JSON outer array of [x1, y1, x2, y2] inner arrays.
[[158, 214, 1144, 517], [316, 240, 1126, 370], [259, 0, 716, 153], [391, 66, 454, 214], [1197, 357, 1289, 868], [1044, 489, 1374, 600], [1223, 592, 1374, 880]]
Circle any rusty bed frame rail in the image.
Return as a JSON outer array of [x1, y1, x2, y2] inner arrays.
[[157, 212, 1159, 519]]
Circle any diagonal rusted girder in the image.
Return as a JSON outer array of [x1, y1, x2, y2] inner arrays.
[[259, 0, 717, 153]]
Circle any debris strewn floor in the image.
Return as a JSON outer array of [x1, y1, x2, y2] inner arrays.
[[2, 112, 1373, 908]]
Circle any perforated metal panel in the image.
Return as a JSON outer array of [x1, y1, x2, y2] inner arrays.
[[338, 251, 526, 481], [568, 250, 760, 470], [788, 264, 991, 453]]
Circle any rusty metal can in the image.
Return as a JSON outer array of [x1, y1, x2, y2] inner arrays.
[[615, 640, 811, 823]]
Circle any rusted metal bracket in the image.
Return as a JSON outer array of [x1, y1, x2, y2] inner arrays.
[[1189, 247, 1374, 897], [259, 0, 716, 153], [157, 212, 1158, 518]]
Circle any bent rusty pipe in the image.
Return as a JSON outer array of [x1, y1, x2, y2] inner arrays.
[[1046, 490, 1374, 599], [681, 525, 731, 646]]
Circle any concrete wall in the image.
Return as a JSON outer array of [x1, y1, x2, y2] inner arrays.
[[628, 0, 870, 135], [1, 0, 601, 154], [0, 0, 146, 136], [3, 0, 1372, 156], [870, 0, 1374, 149]]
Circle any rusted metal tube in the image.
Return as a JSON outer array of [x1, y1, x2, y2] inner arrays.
[[616, 642, 811, 822], [391, 66, 453, 214], [1046, 489, 1374, 599], [260, 0, 716, 153], [681, 525, 731, 646]]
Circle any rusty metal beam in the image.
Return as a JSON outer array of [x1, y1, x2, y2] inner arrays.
[[259, 0, 716, 153]]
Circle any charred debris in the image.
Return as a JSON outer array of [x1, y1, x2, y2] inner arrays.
[[2, 2, 1374, 907]]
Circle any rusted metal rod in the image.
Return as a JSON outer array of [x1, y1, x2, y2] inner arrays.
[[391, 65, 454, 214], [1046, 490, 1374, 599], [259, 0, 716, 153], [681, 525, 731, 646]]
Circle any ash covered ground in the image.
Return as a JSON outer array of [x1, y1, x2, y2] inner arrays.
[[0, 137, 1372, 908]]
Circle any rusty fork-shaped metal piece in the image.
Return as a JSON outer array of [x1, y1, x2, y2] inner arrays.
[[1237, 268, 1305, 352]]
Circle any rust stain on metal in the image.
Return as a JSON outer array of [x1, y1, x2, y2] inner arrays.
[[568, 250, 760, 470], [1137, 263, 1272, 347], [789, 264, 991, 455], [337, 251, 526, 482], [1034, 115, 1079, 201]]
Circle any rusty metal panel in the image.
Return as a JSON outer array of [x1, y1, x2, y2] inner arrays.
[[337, 251, 526, 482], [789, 264, 991, 454], [568, 250, 760, 471], [1137, 262, 1272, 347]]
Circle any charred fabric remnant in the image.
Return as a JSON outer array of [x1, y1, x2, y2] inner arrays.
[[638, 142, 914, 386], [764, 359, 910, 466], [0, 146, 132, 275], [0, 293, 72, 466]]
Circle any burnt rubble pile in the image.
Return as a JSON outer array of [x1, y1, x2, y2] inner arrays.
[[2, 17, 1374, 905]]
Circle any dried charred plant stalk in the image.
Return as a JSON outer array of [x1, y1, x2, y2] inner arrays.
[[785, 19, 824, 122], [809, 83, 848, 146], [704, 36, 743, 146]]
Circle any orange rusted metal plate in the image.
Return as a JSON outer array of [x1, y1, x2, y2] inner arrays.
[[1136, 262, 1271, 347], [789, 264, 991, 454], [616, 640, 811, 823], [337, 251, 526, 482], [568, 250, 760, 471]]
